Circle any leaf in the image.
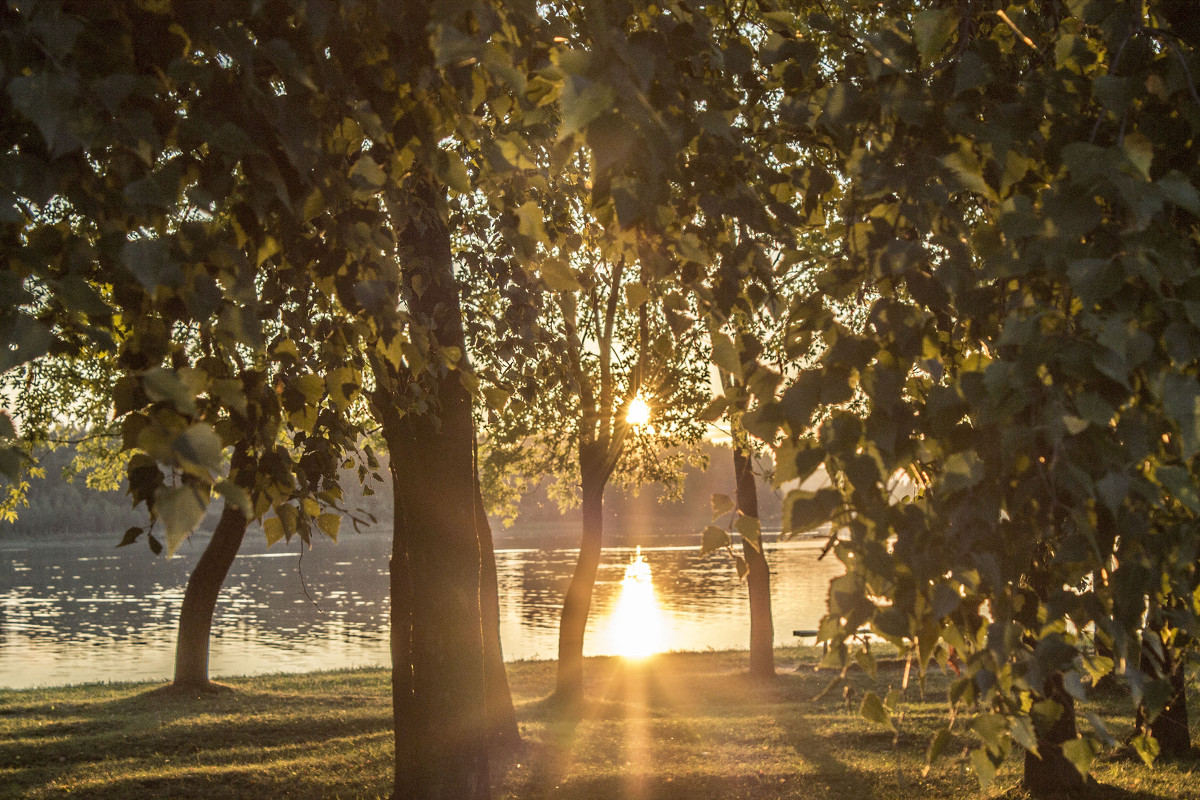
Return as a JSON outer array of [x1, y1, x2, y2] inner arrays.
[[516, 201, 547, 245], [711, 333, 740, 375], [1163, 374, 1200, 459], [859, 691, 895, 731], [1061, 736, 1102, 778], [116, 527, 144, 548], [142, 367, 196, 414], [1156, 464, 1200, 513], [941, 450, 984, 494], [913, 8, 959, 64], [214, 480, 251, 513], [971, 713, 1007, 755], [734, 554, 749, 579], [539, 257, 581, 292], [969, 747, 997, 789], [317, 513, 341, 542], [157, 485, 208, 556], [735, 514, 762, 552], [1009, 716, 1040, 757], [122, 238, 182, 290], [1130, 732, 1160, 766], [560, 74, 614, 137], [8, 72, 80, 154], [711, 492, 736, 519], [700, 524, 731, 556], [624, 282, 650, 310], [1122, 132, 1153, 180], [1158, 171, 1200, 214], [173, 424, 224, 475], [349, 154, 386, 193], [264, 515, 285, 547], [925, 727, 953, 773]]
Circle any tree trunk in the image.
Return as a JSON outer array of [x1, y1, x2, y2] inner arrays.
[[474, 445, 520, 749], [734, 445, 774, 680], [1023, 673, 1086, 795], [1135, 627, 1191, 758], [172, 500, 248, 689], [555, 439, 607, 705], [374, 172, 489, 800]]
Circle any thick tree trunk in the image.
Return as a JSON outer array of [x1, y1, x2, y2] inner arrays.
[[374, 172, 489, 800], [474, 449, 520, 749], [172, 501, 249, 689], [1023, 673, 1086, 795], [733, 446, 774, 680], [555, 440, 607, 705]]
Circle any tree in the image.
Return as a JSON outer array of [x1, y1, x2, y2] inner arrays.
[[729, 1, 1200, 792]]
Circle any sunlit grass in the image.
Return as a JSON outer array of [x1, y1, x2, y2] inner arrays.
[[1, 649, 1197, 799]]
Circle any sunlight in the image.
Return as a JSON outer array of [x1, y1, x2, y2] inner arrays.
[[625, 395, 651, 427], [606, 547, 664, 659]]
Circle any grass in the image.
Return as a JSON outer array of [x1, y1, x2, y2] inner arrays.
[[1, 647, 1198, 799]]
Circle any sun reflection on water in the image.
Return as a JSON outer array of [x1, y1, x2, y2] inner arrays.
[[605, 547, 665, 659]]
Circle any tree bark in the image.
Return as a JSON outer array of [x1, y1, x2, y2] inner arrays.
[[734, 445, 774, 680], [373, 172, 489, 800], [1022, 673, 1086, 795], [1135, 627, 1191, 758], [172, 500, 249, 689], [474, 444, 520, 749], [555, 439, 607, 705]]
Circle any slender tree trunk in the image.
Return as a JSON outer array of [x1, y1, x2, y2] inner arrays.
[[172, 501, 248, 689], [384, 442, 417, 799], [474, 444, 520, 749], [1023, 673, 1086, 795], [733, 444, 774, 680], [555, 440, 607, 705]]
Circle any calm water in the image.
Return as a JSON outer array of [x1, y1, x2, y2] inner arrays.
[[0, 530, 843, 689]]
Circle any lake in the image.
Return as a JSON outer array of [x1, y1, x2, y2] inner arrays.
[[0, 529, 844, 689]]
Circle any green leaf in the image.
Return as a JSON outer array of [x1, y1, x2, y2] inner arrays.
[[1156, 464, 1200, 513], [1130, 732, 1160, 766], [941, 450, 984, 494], [1163, 374, 1200, 459], [1061, 736, 1102, 778], [913, 8, 959, 64], [8, 72, 80, 154], [157, 485, 208, 556], [173, 424, 224, 475], [969, 747, 997, 789], [1158, 171, 1200, 214], [925, 727, 953, 772], [711, 493, 736, 520], [624, 282, 650, 310], [859, 691, 895, 732], [1122, 132, 1153, 180], [971, 713, 1007, 755], [700, 524, 731, 556], [735, 514, 762, 552], [711, 333, 740, 375], [142, 367, 196, 414], [516, 201, 548, 245], [539, 256, 581, 292], [735, 554, 749, 579], [560, 75, 614, 137], [264, 515, 285, 547], [122, 238, 182, 290], [317, 513, 341, 542], [1008, 716, 1039, 757]]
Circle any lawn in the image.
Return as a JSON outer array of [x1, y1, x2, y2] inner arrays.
[[1, 648, 1196, 799]]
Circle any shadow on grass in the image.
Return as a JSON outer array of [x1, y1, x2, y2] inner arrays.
[[0, 681, 392, 800]]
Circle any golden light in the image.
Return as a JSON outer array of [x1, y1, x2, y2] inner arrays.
[[626, 395, 651, 427], [605, 547, 664, 659]]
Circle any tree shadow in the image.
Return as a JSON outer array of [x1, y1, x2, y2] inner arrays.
[[1, 680, 392, 800]]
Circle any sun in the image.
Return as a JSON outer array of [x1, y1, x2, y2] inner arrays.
[[626, 395, 651, 427]]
